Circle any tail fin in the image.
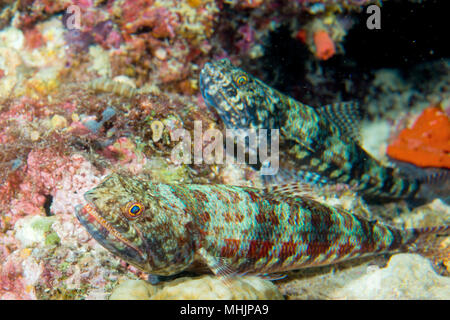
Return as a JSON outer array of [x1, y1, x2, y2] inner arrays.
[[415, 169, 450, 204], [407, 225, 450, 245], [393, 159, 450, 206], [404, 225, 449, 274]]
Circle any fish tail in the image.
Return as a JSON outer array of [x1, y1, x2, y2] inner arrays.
[[404, 225, 450, 249], [412, 168, 450, 205], [381, 160, 450, 207], [349, 157, 422, 204], [399, 225, 450, 273], [360, 221, 448, 255], [366, 224, 449, 274]]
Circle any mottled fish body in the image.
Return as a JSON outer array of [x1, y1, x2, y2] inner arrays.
[[199, 59, 434, 204], [76, 173, 447, 277]]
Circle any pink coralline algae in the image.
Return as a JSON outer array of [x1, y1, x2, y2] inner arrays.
[[12, 1, 72, 28], [105, 137, 138, 164], [50, 155, 103, 216], [0, 144, 128, 300], [0, 251, 40, 300], [65, 19, 122, 52], [119, 2, 178, 39], [236, 24, 256, 54], [0, 213, 131, 300], [24, 26, 45, 49], [102, 137, 150, 175], [7, 150, 102, 221]]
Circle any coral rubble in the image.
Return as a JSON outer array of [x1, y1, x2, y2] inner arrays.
[[333, 254, 450, 300]]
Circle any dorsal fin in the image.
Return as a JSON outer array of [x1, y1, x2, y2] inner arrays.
[[261, 167, 329, 187], [263, 182, 353, 204], [264, 183, 321, 202], [320, 102, 363, 141]]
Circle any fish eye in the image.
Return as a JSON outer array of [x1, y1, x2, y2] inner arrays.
[[235, 74, 248, 86], [124, 202, 145, 219]]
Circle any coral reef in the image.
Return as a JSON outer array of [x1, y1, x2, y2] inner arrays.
[[0, 0, 448, 301], [0, 18, 66, 99]]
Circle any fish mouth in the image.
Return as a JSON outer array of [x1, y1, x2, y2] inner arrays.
[[75, 202, 149, 270], [199, 63, 218, 110], [200, 64, 238, 126]]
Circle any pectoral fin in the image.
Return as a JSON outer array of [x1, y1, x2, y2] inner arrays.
[[197, 248, 238, 285]]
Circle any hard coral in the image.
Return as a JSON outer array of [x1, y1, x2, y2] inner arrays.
[[0, 250, 40, 300], [119, 1, 178, 39], [333, 254, 450, 300], [6, 150, 101, 224], [14, 0, 71, 28], [387, 107, 450, 168], [109, 275, 283, 300], [65, 20, 121, 52]]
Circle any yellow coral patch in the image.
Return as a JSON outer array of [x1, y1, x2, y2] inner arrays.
[[51, 115, 68, 130], [187, 0, 202, 8], [20, 248, 32, 259]]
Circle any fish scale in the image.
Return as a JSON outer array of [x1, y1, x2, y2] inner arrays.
[[76, 173, 448, 278]]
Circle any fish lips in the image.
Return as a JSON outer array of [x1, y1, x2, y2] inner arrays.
[[200, 65, 239, 128], [199, 63, 217, 110], [75, 203, 149, 272]]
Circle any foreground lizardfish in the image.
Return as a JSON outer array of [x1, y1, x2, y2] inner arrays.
[[199, 59, 449, 204], [75, 173, 448, 278]]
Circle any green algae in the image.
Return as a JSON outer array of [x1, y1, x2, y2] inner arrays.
[[45, 232, 61, 246], [30, 216, 55, 233]]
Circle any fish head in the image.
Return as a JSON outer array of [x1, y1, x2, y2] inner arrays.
[[199, 58, 268, 129], [76, 173, 178, 274]]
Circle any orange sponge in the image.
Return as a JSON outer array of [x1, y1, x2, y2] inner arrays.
[[313, 30, 335, 61], [387, 107, 450, 168]]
